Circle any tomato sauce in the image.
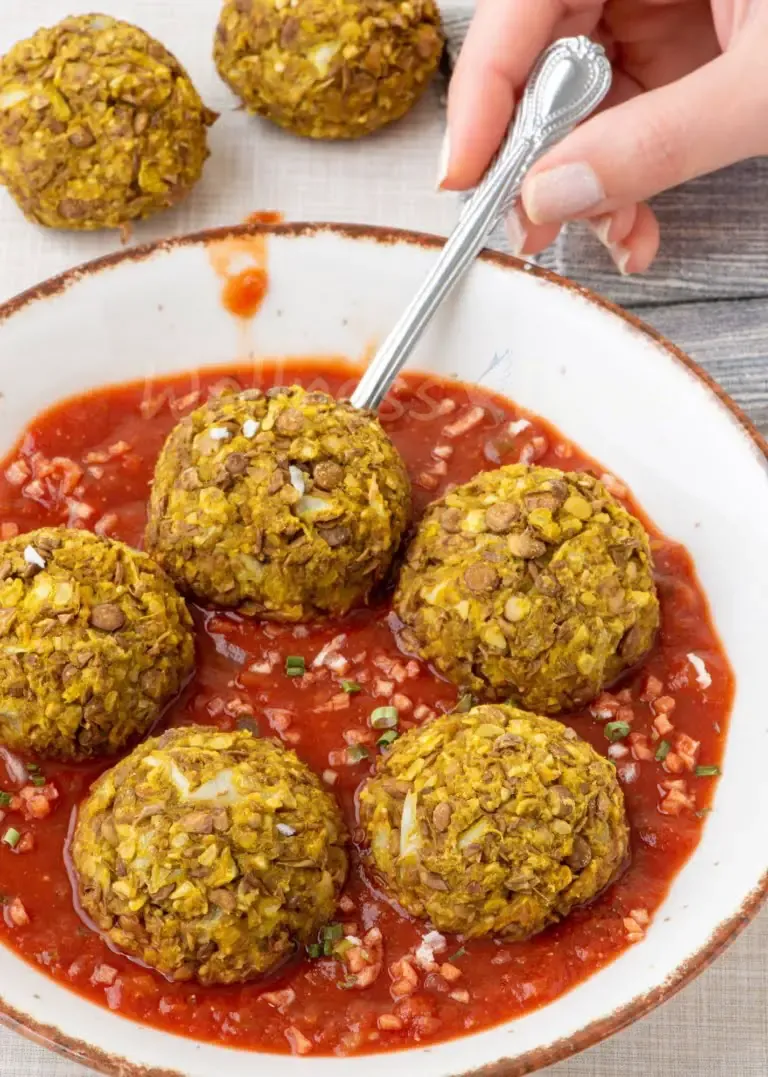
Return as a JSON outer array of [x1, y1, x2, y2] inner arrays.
[[221, 267, 269, 319], [0, 361, 733, 1057]]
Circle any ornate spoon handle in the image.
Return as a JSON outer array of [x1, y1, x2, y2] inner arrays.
[[350, 36, 612, 411]]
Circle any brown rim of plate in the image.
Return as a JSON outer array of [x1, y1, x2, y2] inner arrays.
[[0, 220, 766, 1077]]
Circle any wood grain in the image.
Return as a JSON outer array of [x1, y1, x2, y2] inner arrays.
[[631, 298, 768, 434]]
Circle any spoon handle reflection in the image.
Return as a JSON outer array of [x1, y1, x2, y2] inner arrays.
[[350, 36, 613, 412]]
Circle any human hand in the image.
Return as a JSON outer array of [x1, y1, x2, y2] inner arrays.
[[442, 0, 766, 273]]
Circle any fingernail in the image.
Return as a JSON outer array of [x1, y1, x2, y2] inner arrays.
[[436, 130, 450, 189], [588, 217, 632, 276], [504, 208, 527, 256], [614, 246, 632, 276], [589, 214, 613, 247], [525, 162, 605, 224]]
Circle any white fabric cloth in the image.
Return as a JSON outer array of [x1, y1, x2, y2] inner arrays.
[[0, 3, 767, 1076]]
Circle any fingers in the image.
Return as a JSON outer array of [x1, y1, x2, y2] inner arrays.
[[588, 203, 661, 274], [441, 0, 565, 190], [521, 48, 767, 225], [502, 201, 660, 275], [504, 206, 560, 258]]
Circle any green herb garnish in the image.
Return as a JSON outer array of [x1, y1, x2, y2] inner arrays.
[[30, 776, 45, 787], [377, 730, 399, 749], [604, 721, 630, 742], [453, 693, 476, 714], [346, 744, 370, 763], [2, 828, 20, 849], [655, 740, 671, 762], [370, 706, 398, 730], [0, 792, 11, 808], [320, 922, 344, 955], [285, 656, 305, 677], [450, 947, 467, 961], [341, 680, 362, 694], [695, 765, 720, 778]]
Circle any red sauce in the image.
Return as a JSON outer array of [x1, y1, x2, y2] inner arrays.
[[0, 362, 732, 1057], [243, 211, 283, 226], [221, 267, 269, 319]]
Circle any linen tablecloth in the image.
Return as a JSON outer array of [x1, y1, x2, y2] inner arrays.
[[0, 2, 766, 1074]]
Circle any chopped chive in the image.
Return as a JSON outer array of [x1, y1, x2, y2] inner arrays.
[[370, 706, 398, 730], [346, 744, 370, 763], [3, 828, 20, 849], [377, 730, 399, 749], [31, 776, 45, 787], [604, 721, 630, 743], [319, 922, 343, 955], [27, 763, 40, 773], [285, 656, 305, 677], [695, 765, 720, 777], [334, 938, 354, 957], [341, 680, 362, 694], [450, 947, 467, 961], [655, 740, 671, 762], [307, 943, 321, 959], [453, 693, 476, 714], [0, 792, 11, 808]]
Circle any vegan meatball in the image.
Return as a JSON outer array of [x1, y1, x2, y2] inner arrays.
[[0, 14, 217, 230], [0, 527, 194, 760], [394, 465, 659, 714], [146, 386, 411, 621], [359, 704, 629, 940], [71, 726, 349, 983], [214, 0, 444, 140]]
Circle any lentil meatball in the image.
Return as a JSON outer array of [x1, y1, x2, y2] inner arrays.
[[214, 0, 444, 140], [0, 528, 194, 760], [0, 14, 217, 231], [71, 726, 349, 983], [359, 704, 629, 939], [394, 465, 659, 713], [145, 386, 411, 621]]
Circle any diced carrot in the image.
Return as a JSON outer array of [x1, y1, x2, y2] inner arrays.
[[641, 675, 663, 701], [664, 752, 685, 775], [653, 714, 674, 737]]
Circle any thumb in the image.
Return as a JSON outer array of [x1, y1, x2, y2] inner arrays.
[[521, 48, 768, 225]]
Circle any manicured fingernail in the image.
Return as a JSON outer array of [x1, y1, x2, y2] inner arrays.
[[436, 130, 450, 189], [614, 246, 632, 276], [524, 162, 605, 224], [588, 217, 632, 275], [589, 214, 613, 247], [504, 208, 527, 256]]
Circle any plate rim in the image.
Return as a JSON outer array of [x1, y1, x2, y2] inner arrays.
[[0, 219, 766, 1077]]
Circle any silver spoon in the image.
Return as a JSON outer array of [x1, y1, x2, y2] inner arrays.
[[350, 36, 612, 411]]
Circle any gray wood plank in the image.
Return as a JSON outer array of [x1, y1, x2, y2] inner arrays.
[[631, 297, 768, 435]]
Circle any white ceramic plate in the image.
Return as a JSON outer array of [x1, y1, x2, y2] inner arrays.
[[0, 222, 767, 1077]]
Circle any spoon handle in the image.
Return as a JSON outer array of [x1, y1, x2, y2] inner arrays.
[[350, 36, 612, 411]]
